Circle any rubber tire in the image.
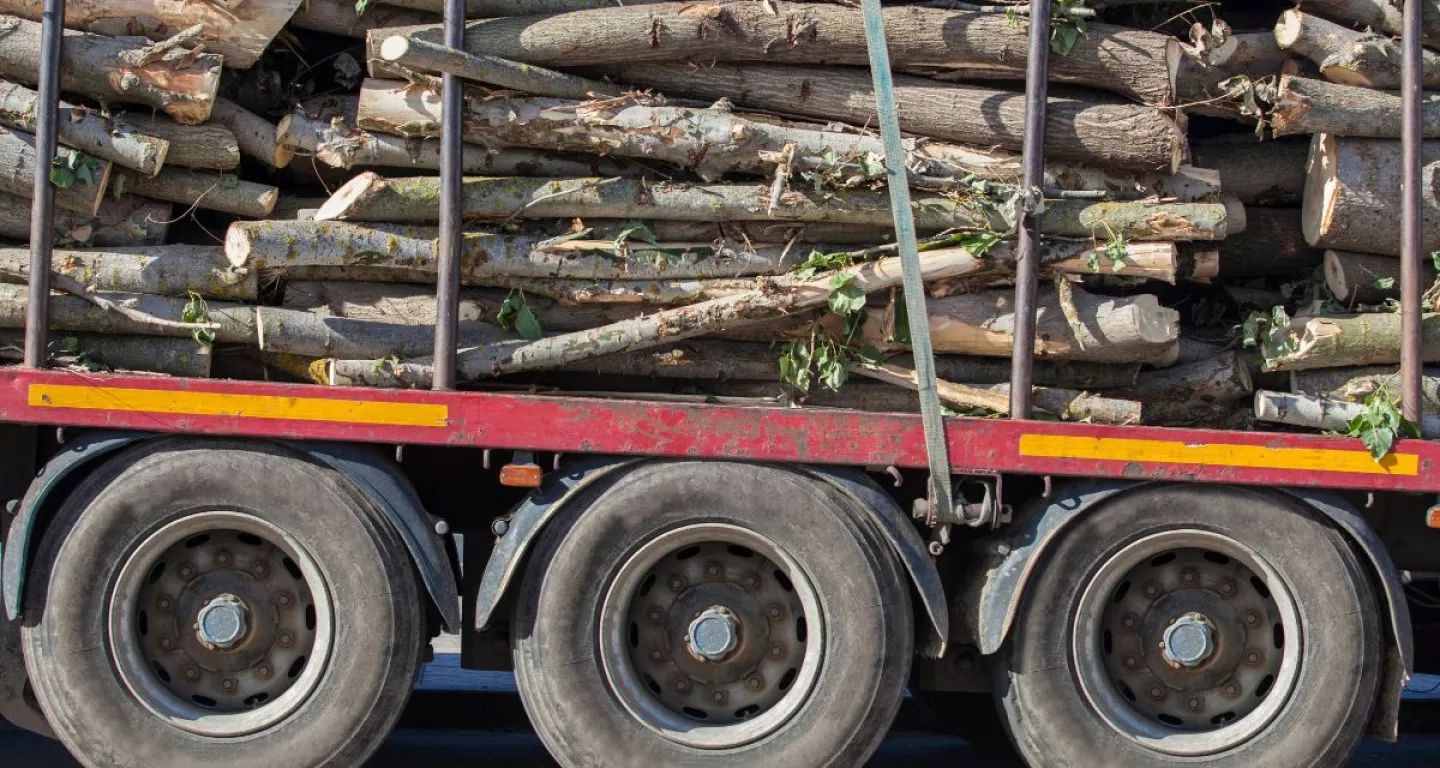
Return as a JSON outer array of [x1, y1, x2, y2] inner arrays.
[[512, 461, 914, 768], [997, 485, 1382, 768], [20, 439, 425, 768]]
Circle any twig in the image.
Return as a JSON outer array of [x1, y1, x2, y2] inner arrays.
[[503, 176, 625, 224], [0, 267, 221, 333], [118, 24, 207, 68], [918, 1, 1096, 18]]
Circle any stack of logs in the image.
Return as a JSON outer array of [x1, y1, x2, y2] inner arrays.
[[0, 0, 1429, 434]]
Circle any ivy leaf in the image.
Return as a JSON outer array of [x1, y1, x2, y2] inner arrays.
[[181, 292, 216, 347], [1347, 390, 1420, 461], [778, 340, 814, 393], [1051, 24, 1080, 55], [856, 344, 884, 365], [827, 275, 867, 316], [612, 220, 658, 251], [1374, 277, 1396, 290], [514, 303, 543, 340], [816, 340, 849, 392]]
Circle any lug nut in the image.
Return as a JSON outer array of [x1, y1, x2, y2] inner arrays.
[[675, 679, 691, 693], [278, 633, 293, 648], [1218, 580, 1236, 596], [1181, 569, 1198, 584], [1143, 583, 1160, 599], [746, 677, 764, 691], [220, 678, 236, 692], [160, 638, 174, 651], [706, 562, 722, 577], [711, 690, 728, 704], [669, 576, 686, 592], [178, 564, 195, 580], [1124, 656, 1139, 669], [277, 593, 292, 608], [184, 667, 200, 682], [1149, 687, 1165, 701], [767, 605, 784, 620], [1121, 615, 1137, 630], [1245, 612, 1260, 626], [769, 644, 785, 659], [742, 574, 759, 591], [256, 664, 272, 680], [216, 550, 232, 567], [1223, 682, 1240, 697], [252, 561, 270, 578], [1187, 696, 1203, 712], [649, 608, 665, 623], [157, 596, 172, 611], [650, 649, 665, 661], [1246, 652, 1261, 665]]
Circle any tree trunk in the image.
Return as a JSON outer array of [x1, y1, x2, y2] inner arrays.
[[317, 172, 1232, 240], [115, 113, 239, 170], [0, 329, 211, 376], [1323, 249, 1435, 305], [1271, 75, 1440, 138], [1275, 9, 1440, 89], [278, 94, 641, 177], [0, 245, 254, 300], [851, 360, 1142, 424], [0, 126, 110, 213], [1175, 32, 1296, 120], [1298, 0, 1440, 53], [1216, 208, 1323, 278], [0, 79, 167, 175], [255, 306, 508, 359], [1291, 365, 1440, 406], [282, 281, 662, 331], [0, 15, 221, 124], [0, 0, 302, 68], [324, 245, 988, 387], [355, 79, 1214, 198], [581, 220, 900, 246], [0, 191, 168, 246], [1266, 312, 1440, 370], [1191, 138, 1308, 206], [0, 282, 253, 341], [379, 35, 619, 100], [208, 99, 292, 169], [289, 0, 437, 39], [1123, 351, 1253, 425], [388, 3, 1178, 105], [116, 168, 278, 218], [1303, 134, 1440, 256], [590, 62, 1185, 172], [1254, 389, 1440, 437]]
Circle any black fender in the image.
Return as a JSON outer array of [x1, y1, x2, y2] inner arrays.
[[974, 481, 1411, 740], [472, 459, 949, 658], [3, 433, 459, 632]]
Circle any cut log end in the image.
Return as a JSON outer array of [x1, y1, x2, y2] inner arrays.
[[1273, 9, 1304, 50], [314, 172, 378, 221], [380, 35, 411, 62]]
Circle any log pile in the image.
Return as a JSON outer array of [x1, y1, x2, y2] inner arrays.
[[0, 0, 1425, 436]]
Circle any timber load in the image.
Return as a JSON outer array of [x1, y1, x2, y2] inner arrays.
[[0, 0, 1430, 440]]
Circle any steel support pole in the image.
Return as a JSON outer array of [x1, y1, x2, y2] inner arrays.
[[23, 0, 65, 368], [1401, 0, 1425, 422], [431, 0, 465, 390], [1008, 0, 1052, 420]]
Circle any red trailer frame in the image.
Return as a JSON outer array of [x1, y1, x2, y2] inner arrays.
[[3, 367, 1434, 494]]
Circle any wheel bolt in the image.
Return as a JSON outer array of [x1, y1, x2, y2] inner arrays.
[[216, 550, 232, 567], [711, 690, 728, 704], [157, 596, 172, 611], [767, 605, 784, 620], [746, 676, 763, 691], [769, 644, 785, 659], [706, 562, 722, 577], [220, 678, 236, 692], [1223, 682, 1240, 697], [278, 633, 293, 648], [1149, 687, 1165, 700], [1124, 656, 1139, 669], [649, 608, 664, 623], [277, 593, 292, 608], [184, 667, 200, 682], [1246, 652, 1261, 665], [742, 575, 759, 591], [675, 679, 691, 693], [1181, 569, 1198, 584], [1143, 583, 1160, 599], [669, 576, 686, 592], [252, 561, 270, 578], [1244, 612, 1260, 626], [178, 564, 195, 580], [650, 649, 664, 661], [1218, 580, 1236, 596], [1121, 615, 1137, 630], [256, 665, 272, 680], [160, 637, 174, 650], [1187, 696, 1202, 712]]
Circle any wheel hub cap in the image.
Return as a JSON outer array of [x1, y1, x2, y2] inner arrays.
[[1162, 612, 1214, 668], [196, 594, 249, 649], [687, 606, 740, 661]]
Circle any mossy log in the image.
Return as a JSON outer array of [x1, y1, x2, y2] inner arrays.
[[113, 113, 239, 171], [1271, 75, 1440, 138], [1275, 9, 1440, 89], [1291, 365, 1440, 407], [0, 282, 253, 341], [0, 190, 170, 246], [0, 245, 254, 300], [0, 329, 210, 377], [1266, 312, 1440, 371], [1324, 250, 1437, 305], [116, 168, 278, 218], [0, 126, 110, 214], [0, 79, 167, 175], [1255, 389, 1440, 437]]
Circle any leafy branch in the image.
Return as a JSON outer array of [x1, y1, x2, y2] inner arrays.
[[1346, 388, 1419, 461], [50, 153, 99, 189], [181, 292, 217, 347]]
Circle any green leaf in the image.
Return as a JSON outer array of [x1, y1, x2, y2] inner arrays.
[[1051, 24, 1080, 55], [514, 303, 543, 340], [1374, 277, 1396, 290], [48, 163, 74, 189], [1347, 389, 1420, 461], [778, 340, 814, 393], [827, 277, 867, 317], [1432, 251, 1440, 272], [181, 292, 215, 347], [816, 340, 848, 392], [60, 336, 80, 354], [892, 298, 912, 345], [856, 344, 884, 365], [612, 220, 658, 251], [354, 0, 371, 14]]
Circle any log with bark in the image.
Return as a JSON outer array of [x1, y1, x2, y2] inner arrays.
[[376, 0, 669, 14], [355, 79, 1217, 198], [1291, 365, 1440, 407], [1124, 351, 1254, 426], [589, 63, 1186, 172], [1325, 249, 1438, 305], [290, 0, 437, 39], [1297, 0, 1440, 53], [256, 306, 509, 359], [0, 0, 302, 68], [1271, 76, 1440, 138], [0, 126, 110, 213], [209, 99, 292, 169], [115, 113, 240, 170], [324, 244, 990, 387], [0, 15, 221, 124], [0, 192, 171, 246], [115, 168, 278, 218], [277, 94, 641, 177], [1275, 9, 1440, 89], [0, 79, 167, 175], [1254, 389, 1440, 437], [0, 245, 254, 300], [379, 35, 620, 100], [316, 173, 1233, 240], [1191, 138, 1308, 206], [1215, 208, 1324, 278], [1303, 135, 1440, 256], [0, 329, 210, 377], [381, 3, 1180, 105], [1266, 312, 1440, 370], [851, 360, 1142, 424], [1175, 31, 1295, 112], [0, 282, 253, 341]]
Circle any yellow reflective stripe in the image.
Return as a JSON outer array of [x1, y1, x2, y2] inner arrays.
[[1019, 434, 1418, 476], [28, 384, 448, 428]]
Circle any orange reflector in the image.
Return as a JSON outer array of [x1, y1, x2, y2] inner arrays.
[[500, 464, 543, 488], [1427, 506, 1440, 529]]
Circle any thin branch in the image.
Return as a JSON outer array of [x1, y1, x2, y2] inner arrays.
[[0, 267, 222, 332]]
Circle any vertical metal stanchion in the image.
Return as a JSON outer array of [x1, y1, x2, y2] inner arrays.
[[431, 0, 464, 390], [1401, 0, 1425, 422], [23, 0, 65, 368], [1008, 0, 1052, 420]]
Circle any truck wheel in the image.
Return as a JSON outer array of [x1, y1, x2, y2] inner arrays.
[[21, 440, 424, 768], [512, 462, 913, 767], [998, 485, 1381, 768]]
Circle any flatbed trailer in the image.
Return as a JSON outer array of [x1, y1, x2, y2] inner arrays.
[[2, 1, 1439, 767]]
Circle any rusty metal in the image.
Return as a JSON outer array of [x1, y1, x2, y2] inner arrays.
[[23, 0, 66, 368], [1401, 0, 1426, 422], [1009, 0, 1053, 419], [430, 0, 465, 390]]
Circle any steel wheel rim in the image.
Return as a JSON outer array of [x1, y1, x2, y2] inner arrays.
[[108, 510, 335, 737], [598, 523, 824, 749], [1071, 530, 1301, 756]]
